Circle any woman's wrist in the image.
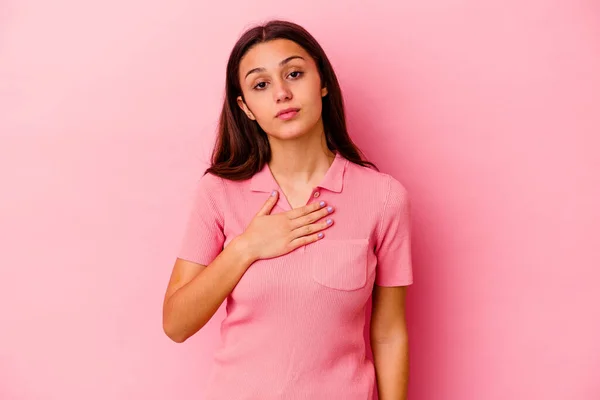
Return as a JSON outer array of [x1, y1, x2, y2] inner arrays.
[[229, 234, 259, 266]]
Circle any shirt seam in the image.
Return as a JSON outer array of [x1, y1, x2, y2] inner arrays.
[[375, 174, 392, 253], [214, 174, 227, 229]]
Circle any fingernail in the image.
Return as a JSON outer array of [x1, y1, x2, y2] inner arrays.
[[318, 232, 324, 239], [326, 219, 332, 225], [327, 206, 333, 213], [271, 190, 277, 196], [319, 201, 325, 207]]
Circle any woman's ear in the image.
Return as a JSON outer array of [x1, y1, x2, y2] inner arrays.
[[237, 96, 256, 120], [321, 86, 328, 97]]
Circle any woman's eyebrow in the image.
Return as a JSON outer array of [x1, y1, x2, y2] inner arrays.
[[244, 55, 305, 79]]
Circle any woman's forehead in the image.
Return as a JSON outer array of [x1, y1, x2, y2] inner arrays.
[[240, 39, 311, 72]]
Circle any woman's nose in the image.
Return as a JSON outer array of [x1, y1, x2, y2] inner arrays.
[[273, 80, 292, 102]]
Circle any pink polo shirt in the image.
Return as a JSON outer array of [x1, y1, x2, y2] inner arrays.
[[178, 152, 413, 400]]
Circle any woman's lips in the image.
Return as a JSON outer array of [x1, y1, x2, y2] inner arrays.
[[276, 108, 300, 120]]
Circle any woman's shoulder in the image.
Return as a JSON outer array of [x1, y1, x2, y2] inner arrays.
[[191, 171, 228, 200], [196, 170, 251, 199], [197, 170, 224, 187], [348, 161, 409, 199]]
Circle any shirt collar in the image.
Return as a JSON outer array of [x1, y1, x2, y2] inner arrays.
[[250, 152, 348, 193]]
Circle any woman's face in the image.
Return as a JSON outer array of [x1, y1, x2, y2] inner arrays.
[[237, 39, 328, 140]]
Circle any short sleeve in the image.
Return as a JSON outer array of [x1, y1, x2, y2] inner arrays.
[[374, 176, 413, 286], [177, 172, 226, 266]]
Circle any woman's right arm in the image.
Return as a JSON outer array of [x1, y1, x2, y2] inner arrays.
[[162, 235, 256, 343], [163, 192, 334, 343], [162, 190, 335, 343]]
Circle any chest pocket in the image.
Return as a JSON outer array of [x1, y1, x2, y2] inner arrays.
[[310, 238, 370, 291]]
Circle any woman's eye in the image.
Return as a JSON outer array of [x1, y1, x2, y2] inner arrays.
[[252, 71, 302, 90], [253, 82, 267, 90]]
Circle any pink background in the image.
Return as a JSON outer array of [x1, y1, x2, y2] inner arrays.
[[1, 0, 599, 399]]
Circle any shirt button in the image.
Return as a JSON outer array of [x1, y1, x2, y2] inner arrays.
[[313, 191, 320, 198]]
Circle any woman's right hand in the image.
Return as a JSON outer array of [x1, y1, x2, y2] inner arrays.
[[239, 190, 335, 262]]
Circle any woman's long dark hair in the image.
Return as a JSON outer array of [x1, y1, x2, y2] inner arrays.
[[205, 19, 377, 180]]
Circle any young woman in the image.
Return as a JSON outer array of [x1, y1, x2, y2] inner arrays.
[[163, 19, 413, 400]]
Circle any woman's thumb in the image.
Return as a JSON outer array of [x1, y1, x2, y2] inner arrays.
[[256, 190, 279, 216]]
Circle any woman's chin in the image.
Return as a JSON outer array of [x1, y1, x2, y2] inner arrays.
[[270, 121, 323, 141], [270, 127, 311, 141]]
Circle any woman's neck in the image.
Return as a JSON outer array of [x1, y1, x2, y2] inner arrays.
[[267, 131, 335, 188]]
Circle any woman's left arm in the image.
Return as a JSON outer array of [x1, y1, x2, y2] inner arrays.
[[370, 285, 410, 400]]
